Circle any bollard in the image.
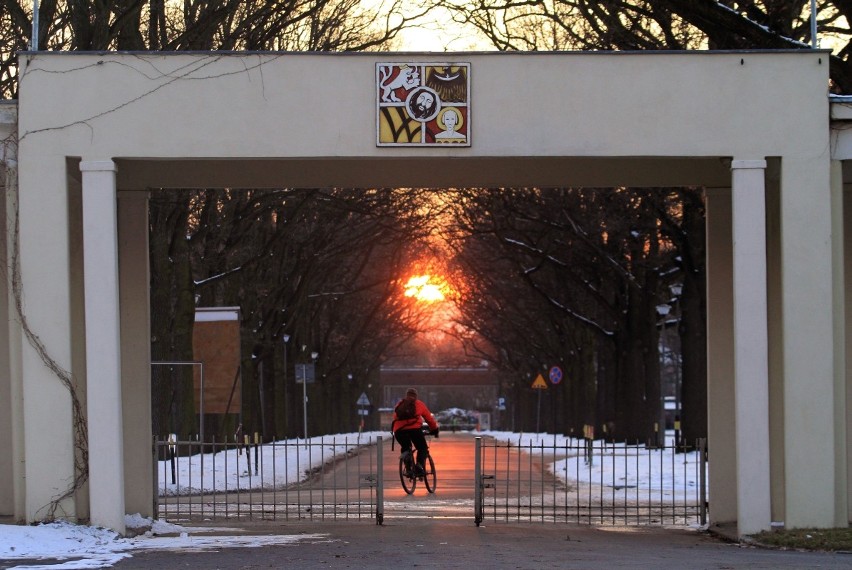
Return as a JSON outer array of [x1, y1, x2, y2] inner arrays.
[[254, 432, 260, 475], [699, 438, 708, 525], [376, 436, 384, 525], [474, 436, 482, 526], [244, 435, 251, 474], [168, 434, 177, 485]]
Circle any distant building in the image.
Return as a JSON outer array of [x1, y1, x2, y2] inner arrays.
[[379, 366, 500, 412], [378, 366, 501, 430]]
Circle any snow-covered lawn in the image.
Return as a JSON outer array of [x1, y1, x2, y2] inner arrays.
[[484, 431, 707, 497], [157, 431, 384, 495]]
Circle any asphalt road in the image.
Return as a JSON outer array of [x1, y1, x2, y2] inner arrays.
[[106, 519, 852, 570], [381, 431, 479, 519]]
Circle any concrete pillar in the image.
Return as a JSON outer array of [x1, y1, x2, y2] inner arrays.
[[80, 160, 125, 534], [730, 159, 771, 536], [764, 160, 785, 523], [1, 153, 25, 520], [781, 156, 842, 528], [117, 190, 153, 517], [18, 159, 76, 523], [0, 144, 10, 517], [705, 187, 737, 525], [843, 163, 852, 523], [831, 159, 849, 526]]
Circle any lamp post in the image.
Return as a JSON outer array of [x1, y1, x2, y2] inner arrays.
[[279, 334, 289, 438], [811, 0, 818, 48]]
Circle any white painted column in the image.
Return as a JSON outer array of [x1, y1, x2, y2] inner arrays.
[[830, 159, 848, 526], [79, 160, 125, 535], [117, 191, 153, 517], [843, 166, 852, 524], [705, 187, 737, 525], [1, 155, 25, 520], [18, 159, 77, 524], [781, 156, 839, 528], [730, 159, 771, 536]]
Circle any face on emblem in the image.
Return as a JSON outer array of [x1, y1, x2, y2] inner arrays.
[[406, 87, 440, 122]]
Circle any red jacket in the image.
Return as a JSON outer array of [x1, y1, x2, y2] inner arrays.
[[392, 398, 439, 432]]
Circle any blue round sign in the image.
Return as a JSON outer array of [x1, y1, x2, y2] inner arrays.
[[549, 366, 563, 384]]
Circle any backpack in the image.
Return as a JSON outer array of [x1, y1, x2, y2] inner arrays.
[[395, 398, 417, 421]]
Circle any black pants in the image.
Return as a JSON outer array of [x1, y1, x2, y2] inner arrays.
[[395, 428, 428, 466]]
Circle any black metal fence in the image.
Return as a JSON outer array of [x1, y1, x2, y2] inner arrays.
[[474, 436, 707, 526], [153, 434, 382, 522], [154, 433, 707, 527]]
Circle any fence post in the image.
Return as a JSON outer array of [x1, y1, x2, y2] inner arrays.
[[376, 436, 384, 525], [474, 436, 482, 526], [699, 438, 707, 525], [168, 434, 177, 484], [152, 436, 159, 520]]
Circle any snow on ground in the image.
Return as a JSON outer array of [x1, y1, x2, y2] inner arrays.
[[0, 516, 327, 569]]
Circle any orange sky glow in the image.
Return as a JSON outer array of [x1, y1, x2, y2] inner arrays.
[[404, 274, 449, 303]]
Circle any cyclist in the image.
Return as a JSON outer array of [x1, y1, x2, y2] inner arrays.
[[392, 388, 439, 476]]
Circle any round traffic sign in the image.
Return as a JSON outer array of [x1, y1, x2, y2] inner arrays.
[[549, 366, 563, 384]]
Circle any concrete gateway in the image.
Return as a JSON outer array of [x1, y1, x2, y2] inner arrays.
[[0, 50, 851, 537]]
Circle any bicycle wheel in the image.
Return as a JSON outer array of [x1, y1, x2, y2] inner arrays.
[[423, 454, 437, 493], [399, 456, 416, 494]]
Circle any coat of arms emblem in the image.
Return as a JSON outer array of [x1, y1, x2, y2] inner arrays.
[[376, 63, 471, 147]]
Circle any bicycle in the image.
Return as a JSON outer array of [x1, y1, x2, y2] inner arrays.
[[398, 430, 437, 494]]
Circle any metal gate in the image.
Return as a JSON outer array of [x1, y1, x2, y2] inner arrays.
[[154, 433, 706, 527], [154, 434, 383, 523], [474, 436, 707, 526]]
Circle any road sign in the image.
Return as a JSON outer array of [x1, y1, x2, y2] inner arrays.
[[356, 392, 370, 406], [295, 363, 315, 384], [549, 366, 563, 385], [497, 397, 506, 411], [531, 374, 548, 389], [357, 408, 369, 415]]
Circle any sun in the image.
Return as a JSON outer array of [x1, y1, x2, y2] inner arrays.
[[404, 275, 448, 303]]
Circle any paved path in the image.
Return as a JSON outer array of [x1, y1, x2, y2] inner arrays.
[[380, 431, 479, 519], [108, 519, 852, 569]]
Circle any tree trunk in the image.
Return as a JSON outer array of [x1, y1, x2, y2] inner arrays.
[[149, 193, 197, 438], [678, 191, 708, 446]]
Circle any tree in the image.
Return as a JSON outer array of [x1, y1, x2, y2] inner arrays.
[[430, 0, 852, 92], [0, 0, 427, 97], [149, 187, 443, 438], [444, 187, 698, 442], [149, 191, 197, 438]]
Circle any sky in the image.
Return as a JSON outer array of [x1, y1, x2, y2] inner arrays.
[[0, 429, 703, 569], [394, 7, 493, 52]]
